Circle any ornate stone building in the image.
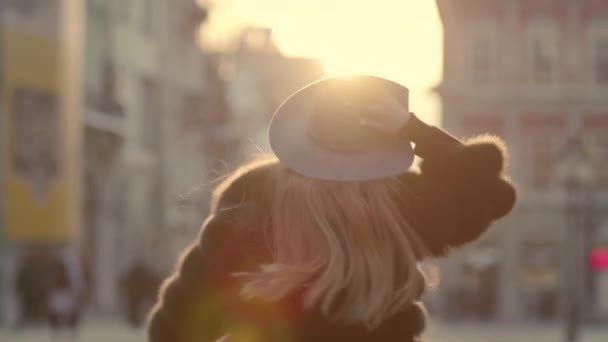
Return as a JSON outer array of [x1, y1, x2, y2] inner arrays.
[[433, 0, 608, 321]]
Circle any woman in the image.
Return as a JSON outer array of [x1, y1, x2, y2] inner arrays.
[[148, 75, 516, 341]]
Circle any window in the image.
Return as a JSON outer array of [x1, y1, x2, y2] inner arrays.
[[595, 38, 608, 84], [583, 115, 608, 187], [528, 18, 559, 84], [471, 35, 493, 83], [520, 242, 559, 319], [12, 88, 59, 202], [520, 114, 567, 190], [531, 136, 553, 188], [531, 38, 556, 83], [468, 19, 497, 84], [589, 20, 608, 84]]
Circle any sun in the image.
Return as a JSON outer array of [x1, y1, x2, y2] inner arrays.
[[204, 0, 443, 123]]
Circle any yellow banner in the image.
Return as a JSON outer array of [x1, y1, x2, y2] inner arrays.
[[1, 0, 82, 242]]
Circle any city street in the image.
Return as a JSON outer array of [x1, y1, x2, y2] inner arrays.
[[1, 319, 607, 342], [426, 321, 608, 342], [0, 318, 143, 342]]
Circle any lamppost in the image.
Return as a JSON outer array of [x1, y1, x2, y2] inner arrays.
[[555, 137, 595, 342]]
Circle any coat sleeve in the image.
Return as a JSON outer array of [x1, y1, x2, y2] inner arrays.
[[398, 114, 517, 256], [147, 214, 231, 342], [148, 160, 275, 342]]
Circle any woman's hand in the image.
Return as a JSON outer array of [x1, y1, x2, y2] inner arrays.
[[356, 88, 412, 136]]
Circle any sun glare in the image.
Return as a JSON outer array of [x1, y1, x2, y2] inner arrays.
[[206, 0, 443, 123]]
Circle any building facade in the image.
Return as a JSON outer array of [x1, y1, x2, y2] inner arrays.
[[434, 0, 608, 321], [222, 27, 326, 156], [0, 0, 84, 324], [0, 0, 214, 320], [82, 0, 212, 313]]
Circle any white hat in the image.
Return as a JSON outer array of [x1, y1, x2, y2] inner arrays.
[[268, 75, 414, 181]]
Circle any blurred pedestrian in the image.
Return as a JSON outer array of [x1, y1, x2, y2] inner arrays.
[[148, 75, 517, 341], [47, 249, 83, 342], [119, 260, 161, 328], [15, 249, 49, 326]]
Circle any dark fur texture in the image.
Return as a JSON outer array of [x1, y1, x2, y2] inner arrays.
[[402, 134, 516, 256], [148, 132, 516, 342]]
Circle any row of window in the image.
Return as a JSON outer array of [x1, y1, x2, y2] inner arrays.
[[456, 114, 608, 189], [468, 21, 608, 85]]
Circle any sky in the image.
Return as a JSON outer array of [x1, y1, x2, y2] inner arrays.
[[200, 0, 443, 124]]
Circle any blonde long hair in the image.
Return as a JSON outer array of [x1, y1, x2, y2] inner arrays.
[[211, 156, 427, 329]]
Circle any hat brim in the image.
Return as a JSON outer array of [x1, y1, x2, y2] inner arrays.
[[268, 75, 414, 181]]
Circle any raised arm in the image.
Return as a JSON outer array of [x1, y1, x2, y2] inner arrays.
[[397, 114, 517, 256]]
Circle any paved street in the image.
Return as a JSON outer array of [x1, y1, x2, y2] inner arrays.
[[0, 320, 144, 342], [1, 319, 607, 341], [426, 321, 608, 342]]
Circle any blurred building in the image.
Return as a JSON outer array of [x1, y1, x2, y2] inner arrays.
[[82, 0, 127, 315], [0, 0, 219, 319], [434, 0, 608, 321], [0, 0, 83, 324], [221, 27, 326, 155], [82, 0, 214, 314]]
